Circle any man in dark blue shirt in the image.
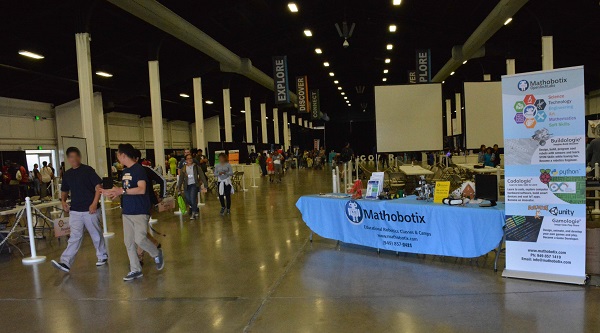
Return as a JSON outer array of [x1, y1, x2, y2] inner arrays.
[[102, 143, 164, 281], [51, 147, 108, 273]]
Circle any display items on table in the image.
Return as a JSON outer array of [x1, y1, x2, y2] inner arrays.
[[433, 181, 450, 203], [415, 176, 434, 201], [365, 172, 385, 199], [347, 179, 363, 200]]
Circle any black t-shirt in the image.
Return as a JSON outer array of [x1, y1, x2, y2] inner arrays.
[[121, 163, 151, 215], [61, 164, 101, 212]]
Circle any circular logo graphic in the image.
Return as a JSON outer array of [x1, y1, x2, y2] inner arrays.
[[345, 200, 364, 224], [518, 80, 529, 92]]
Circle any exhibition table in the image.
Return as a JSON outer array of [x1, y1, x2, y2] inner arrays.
[[398, 165, 434, 176], [296, 195, 505, 260], [455, 164, 499, 174]]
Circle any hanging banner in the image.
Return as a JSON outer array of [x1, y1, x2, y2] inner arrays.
[[310, 89, 320, 120], [273, 56, 290, 104], [297, 76, 310, 114], [502, 66, 586, 284], [407, 70, 417, 84], [415, 50, 431, 83]]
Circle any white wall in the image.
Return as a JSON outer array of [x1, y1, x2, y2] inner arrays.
[[0, 97, 56, 150], [105, 112, 193, 149]]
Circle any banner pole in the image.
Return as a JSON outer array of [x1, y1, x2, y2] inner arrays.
[[22, 197, 46, 264]]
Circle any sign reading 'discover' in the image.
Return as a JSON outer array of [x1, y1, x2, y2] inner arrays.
[[310, 89, 320, 120], [415, 50, 431, 83], [272, 56, 290, 104], [297, 76, 310, 113], [502, 66, 586, 284]]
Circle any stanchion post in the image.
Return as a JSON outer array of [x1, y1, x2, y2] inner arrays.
[[242, 169, 248, 192], [100, 195, 115, 237], [251, 163, 258, 188], [335, 166, 341, 194], [332, 169, 337, 193], [22, 197, 46, 264]]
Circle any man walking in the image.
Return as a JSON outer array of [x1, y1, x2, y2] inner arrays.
[[51, 147, 108, 273], [102, 143, 164, 281]]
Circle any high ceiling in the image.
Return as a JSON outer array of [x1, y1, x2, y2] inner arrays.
[[1, 0, 599, 127]]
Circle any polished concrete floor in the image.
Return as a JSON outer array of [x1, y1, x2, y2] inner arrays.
[[0, 168, 599, 333]]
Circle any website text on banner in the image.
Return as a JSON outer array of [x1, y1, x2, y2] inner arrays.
[[502, 66, 586, 284]]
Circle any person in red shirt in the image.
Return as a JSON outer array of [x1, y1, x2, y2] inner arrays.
[[266, 153, 275, 183]]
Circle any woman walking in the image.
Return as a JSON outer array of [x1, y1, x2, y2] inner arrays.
[[214, 153, 234, 216], [178, 154, 206, 220]]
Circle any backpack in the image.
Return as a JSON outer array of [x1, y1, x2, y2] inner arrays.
[[41, 166, 53, 183]]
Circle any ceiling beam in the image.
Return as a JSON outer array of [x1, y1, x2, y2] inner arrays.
[[105, 0, 297, 103], [432, 0, 529, 82]]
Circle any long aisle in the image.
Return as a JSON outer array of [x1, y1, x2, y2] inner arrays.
[[0, 168, 599, 332]]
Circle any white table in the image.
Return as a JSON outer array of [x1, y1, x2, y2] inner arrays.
[[0, 200, 62, 217], [456, 164, 500, 174], [398, 165, 434, 176]]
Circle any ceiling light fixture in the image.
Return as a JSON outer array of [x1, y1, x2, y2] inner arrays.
[[18, 50, 44, 59], [348, 104, 351, 106], [323, 62, 330, 67], [344, 96, 348, 100], [389, 25, 397, 32], [334, 80, 339, 84], [179, 93, 190, 98], [450, 71, 455, 76], [315, 48, 322, 54], [463, 60, 468, 64], [385, 58, 391, 64], [329, 72, 335, 77], [341, 92, 345, 96], [383, 69, 389, 74], [442, 81, 445, 84], [304, 29, 313, 37], [95, 71, 113, 78], [382, 78, 387, 82], [386, 44, 393, 50], [205, 100, 214, 104], [393, 0, 402, 5], [240, 110, 246, 113], [338, 87, 342, 90], [504, 17, 513, 25], [287, 3, 298, 12]]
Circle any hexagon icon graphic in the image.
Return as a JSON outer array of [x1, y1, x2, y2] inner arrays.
[[514, 113, 525, 124], [535, 110, 547, 122], [523, 105, 537, 118], [514, 101, 525, 113], [523, 94, 536, 105], [534, 99, 546, 111], [524, 118, 537, 128]]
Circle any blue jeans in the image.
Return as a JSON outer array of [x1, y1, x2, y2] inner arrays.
[[184, 184, 199, 214]]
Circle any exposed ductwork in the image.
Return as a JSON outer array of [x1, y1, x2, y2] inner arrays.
[[432, 0, 529, 82], [105, 0, 297, 103]]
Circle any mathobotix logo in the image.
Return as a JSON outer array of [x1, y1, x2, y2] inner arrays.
[[549, 207, 575, 216], [518, 80, 529, 91], [345, 200, 364, 224]]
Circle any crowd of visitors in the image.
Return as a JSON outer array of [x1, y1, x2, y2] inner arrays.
[[477, 144, 501, 167]]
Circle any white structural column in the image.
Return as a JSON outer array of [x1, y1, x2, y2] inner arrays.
[[304, 120, 308, 128], [291, 115, 296, 124], [75, 33, 98, 170], [542, 36, 553, 70], [193, 77, 205, 151], [223, 89, 232, 142], [506, 59, 516, 75], [244, 97, 252, 143], [148, 60, 166, 175], [282, 111, 289, 150], [298, 117, 302, 126], [445, 99, 452, 135], [260, 103, 268, 143], [454, 93, 462, 135], [273, 108, 280, 144]]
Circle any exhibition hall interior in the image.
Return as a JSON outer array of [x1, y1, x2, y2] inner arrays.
[[1, 0, 600, 332]]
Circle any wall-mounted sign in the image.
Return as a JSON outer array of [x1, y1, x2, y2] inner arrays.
[[272, 56, 290, 104], [310, 89, 320, 120], [416, 50, 431, 83], [408, 70, 417, 84], [297, 76, 310, 113]]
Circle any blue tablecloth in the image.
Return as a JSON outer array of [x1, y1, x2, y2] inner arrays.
[[296, 195, 506, 258]]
